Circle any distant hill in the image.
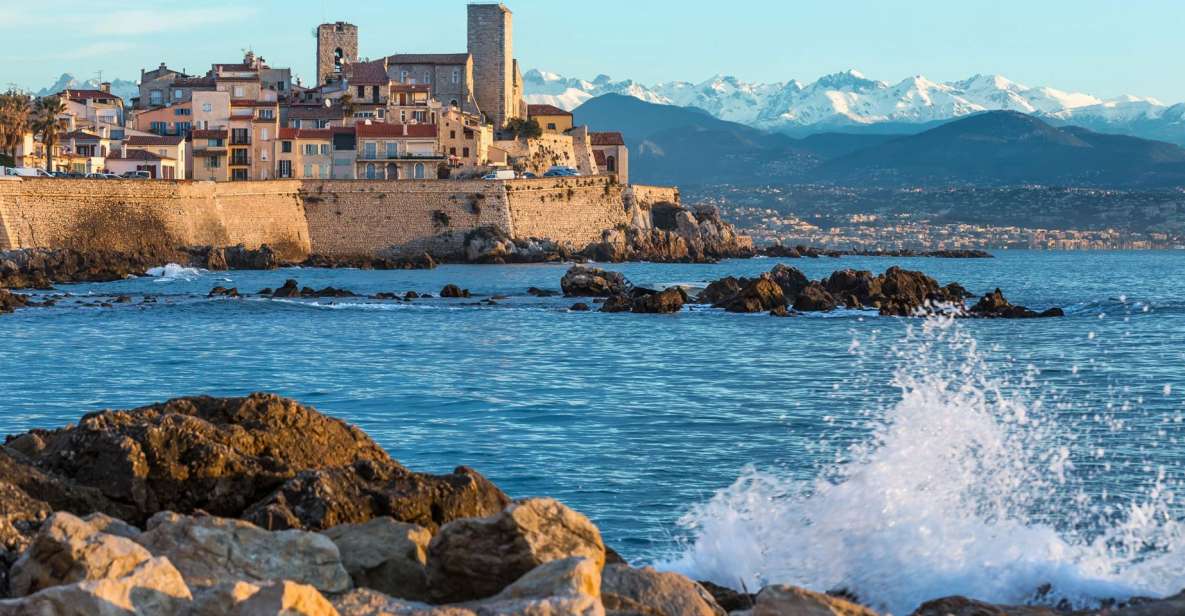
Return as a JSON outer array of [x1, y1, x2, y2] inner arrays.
[[574, 95, 1185, 188], [35, 74, 138, 102]]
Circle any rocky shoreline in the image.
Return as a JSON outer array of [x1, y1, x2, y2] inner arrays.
[[1, 393, 1180, 615], [760, 245, 994, 259]]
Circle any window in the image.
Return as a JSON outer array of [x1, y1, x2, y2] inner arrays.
[[607, 155, 617, 173], [386, 142, 397, 159], [423, 72, 430, 84], [258, 109, 274, 120], [232, 168, 248, 181], [260, 128, 269, 141], [452, 68, 460, 84], [334, 48, 344, 70], [450, 99, 459, 109], [150, 90, 163, 105], [175, 122, 192, 135], [400, 70, 408, 83], [202, 103, 213, 113], [150, 121, 168, 135], [372, 86, 379, 101], [278, 160, 292, 178], [356, 85, 364, 97], [173, 90, 184, 100], [303, 144, 317, 156], [547, 123, 556, 130], [281, 141, 292, 153], [320, 164, 330, 178], [173, 108, 191, 116], [462, 147, 470, 158], [450, 130, 456, 139], [319, 144, 329, 155], [232, 128, 249, 144], [233, 86, 244, 98], [413, 163, 425, 179], [449, 147, 456, 155], [364, 142, 376, 159], [304, 163, 313, 178], [206, 156, 221, 169], [208, 138, 224, 147], [365, 163, 376, 179]]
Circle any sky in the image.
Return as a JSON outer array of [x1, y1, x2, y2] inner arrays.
[[1, 0, 1183, 102]]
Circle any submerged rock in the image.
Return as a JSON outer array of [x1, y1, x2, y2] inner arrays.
[[439, 284, 470, 299], [0, 289, 30, 314], [970, 289, 1064, 319]]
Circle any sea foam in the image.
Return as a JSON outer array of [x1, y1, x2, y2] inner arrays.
[[146, 263, 202, 282], [664, 316, 1185, 615]]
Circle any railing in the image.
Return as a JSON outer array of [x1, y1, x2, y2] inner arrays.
[[229, 136, 251, 145], [229, 155, 251, 166]]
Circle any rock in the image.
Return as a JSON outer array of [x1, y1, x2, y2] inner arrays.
[[134, 512, 350, 593], [0, 248, 175, 289], [0, 289, 29, 314], [601, 564, 725, 616], [698, 580, 755, 612], [425, 497, 605, 602], [9, 512, 153, 597], [718, 276, 785, 313], [223, 244, 280, 270], [561, 266, 630, 297], [0, 482, 50, 556], [567, 303, 590, 312], [304, 253, 437, 270], [0, 556, 191, 616], [323, 517, 431, 601], [877, 267, 947, 316], [793, 282, 838, 312], [767, 264, 811, 302], [208, 286, 240, 298], [822, 270, 881, 308], [81, 513, 142, 541], [4, 393, 392, 526], [770, 305, 791, 317], [696, 277, 743, 305], [0, 448, 127, 523], [969, 289, 1063, 319], [333, 556, 602, 616], [760, 245, 801, 258], [630, 287, 686, 314], [528, 287, 558, 297], [439, 285, 470, 299], [272, 279, 302, 298], [909, 596, 1060, 616], [599, 295, 633, 313], [241, 462, 508, 533], [306, 287, 358, 298], [187, 580, 340, 616], [750, 584, 878, 616]]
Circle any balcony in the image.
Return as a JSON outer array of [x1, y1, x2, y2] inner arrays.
[[357, 152, 446, 162], [229, 154, 251, 166], [229, 136, 252, 146]]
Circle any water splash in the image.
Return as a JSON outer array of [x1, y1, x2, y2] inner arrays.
[[664, 316, 1185, 615], [146, 263, 202, 282]]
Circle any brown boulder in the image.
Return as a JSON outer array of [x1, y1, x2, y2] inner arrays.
[[752, 584, 878, 616], [0, 289, 29, 314], [0, 482, 50, 557], [696, 277, 743, 305], [793, 282, 838, 312], [969, 289, 1063, 319], [601, 564, 725, 616], [323, 517, 431, 601], [909, 595, 1060, 616], [561, 266, 630, 297], [719, 276, 785, 313], [767, 264, 811, 302], [631, 288, 687, 314], [823, 269, 881, 308], [600, 295, 633, 313], [439, 285, 470, 299]]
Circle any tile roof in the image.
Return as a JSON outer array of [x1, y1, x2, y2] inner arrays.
[[62, 90, 120, 102], [346, 61, 390, 85], [278, 128, 333, 140], [593, 150, 607, 166], [355, 123, 437, 138], [285, 105, 347, 120], [191, 129, 228, 139], [63, 130, 102, 141], [125, 135, 185, 147], [173, 77, 217, 88], [528, 104, 571, 117], [107, 149, 172, 161], [386, 53, 469, 66], [590, 131, 626, 146]]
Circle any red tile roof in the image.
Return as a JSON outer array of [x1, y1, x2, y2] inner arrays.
[[125, 135, 185, 147], [278, 128, 333, 140], [285, 104, 346, 120], [355, 123, 437, 138], [346, 61, 390, 85], [590, 131, 626, 146], [173, 77, 217, 88], [191, 129, 228, 139], [107, 149, 172, 161], [231, 99, 275, 107], [528, 104, 572, 117], [593, 150, 607, 166], [61, 90, 120, 102]]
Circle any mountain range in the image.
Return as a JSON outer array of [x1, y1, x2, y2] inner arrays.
[[33, 74, 139, 101], [527, 69, 1185, 146], [573, 94, 1185, 188]]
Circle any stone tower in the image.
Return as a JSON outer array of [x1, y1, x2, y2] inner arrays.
[[467, 4, 516, 128], [316, 22, 358, 86]]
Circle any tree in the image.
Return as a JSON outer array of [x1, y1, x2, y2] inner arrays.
[[32, 96, 67, 172], [339, 93, 355, 118], [0, 89, 32, 165], [504, 118, 542, 141]]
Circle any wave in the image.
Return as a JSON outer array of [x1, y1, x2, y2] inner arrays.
[[146, 264, 203, 283], [662, 316, 1185, 615]]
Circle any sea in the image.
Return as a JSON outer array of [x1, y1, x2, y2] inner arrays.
[[2, 250, 1184, 614]]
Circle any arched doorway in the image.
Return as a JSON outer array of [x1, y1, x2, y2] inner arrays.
[[386, 163, 398, 180], [606, 155, 617, 173], [414, 163, 425, 179]]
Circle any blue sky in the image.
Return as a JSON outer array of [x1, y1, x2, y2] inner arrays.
[[2, 0, 1183, 102]]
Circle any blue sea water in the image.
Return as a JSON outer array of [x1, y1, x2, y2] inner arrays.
[[2, 250, 1185, 613]]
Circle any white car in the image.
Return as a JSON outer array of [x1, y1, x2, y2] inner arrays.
[[9, 167, 52, 177], [482, 169, 517, 181]]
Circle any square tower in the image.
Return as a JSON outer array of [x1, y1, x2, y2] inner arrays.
[[467, 4, 516, 129], [317, 22, 358, 86]]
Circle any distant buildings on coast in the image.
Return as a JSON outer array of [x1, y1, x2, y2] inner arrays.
[[6, 4, 628, 183]]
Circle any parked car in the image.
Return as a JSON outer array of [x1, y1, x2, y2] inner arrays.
[[481, 169, 517, 181], [543, 166, 581, 177], [9, 167, 53, 177], [120, 171, 151, 179], [85, 173, 119, 179], [519, 172, 537, 179]]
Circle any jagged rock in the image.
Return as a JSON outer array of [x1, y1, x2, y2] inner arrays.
[[0, 248, 172, 289], [600, 295, 633, 313], [749, 584, 878, 616], [561, 266, 630, 297], [970, 289, 1064, 319], [570, 303, 591, 312], [760, 245, 801, 258], [0, 482, 49, 556], [0, 556, 191, 616], [440, 285, 470, 299], [697, 277, 743, 305], [770, 305, 791, 317], [334, 556, 602, 616], [4, 394, 392, 526], [699, 580, 756, 612], [323, 517, 431, 601], [601, 564, 725, 616], [187, 579, 339, 616], [767, 264, 811, 302], [0, 448, 127, 522], [528, 287, 559, 297], [823, 270, 881, 308], [877, 267, 948, 316], [224, 244, 279, 270], [306, 253, 437, 270], [0, 290, 30, 314], [628, 288, 687, 314], [80, 513, 141, 541], [793, 282, 838, 312], [272, 279, 302, 298], [425, 498, 606, 603], [719, 276, 785, 313], [134, 512, 350, 594], [207, 286, 240, 298], [8, 512, 153, 597], [909, 596, 1059, 616], [241, 462, 508, 533]]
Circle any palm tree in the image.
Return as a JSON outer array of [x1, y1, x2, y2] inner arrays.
[[0, 90, 31, 165], [32, 96, 67, 172]]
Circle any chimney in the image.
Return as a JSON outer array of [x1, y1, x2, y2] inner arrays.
[[99, 82, 111, 94]]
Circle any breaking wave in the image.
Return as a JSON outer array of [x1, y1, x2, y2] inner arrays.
[[146, 263, 202, 282], [664, 316, 1185, 615]]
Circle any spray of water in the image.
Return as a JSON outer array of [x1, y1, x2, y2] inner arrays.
[[664, 316, 1185, 615]]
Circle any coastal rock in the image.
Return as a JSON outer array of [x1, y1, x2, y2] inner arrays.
[[629, 288, 687, 314], [208, 286, 240, 298], [761, 244, 801, 258], [793, 282, 838, 312], [0, 482, 50, 556], [0, 448, 128, 523], [969, 289, 1064, 319], [909, 596, 1060, 616], [561, 266, 630, 297], [425, 497, 605, 602], [8, 512, 152, 597], [696, 277, 743, 305], [272, 279, 303, 298], [134, 512, 350, 593], [0, 289, 30, 314], [749, 584, 878, 616], [528, 287, 559, 297], [767, 264, 811, 302], [698, 580, 756, 612], [569, 302, 591, 312], [323, 517, 431, 601], [334, 556, 602, 616], [719, 276, 785, 313], [4, 393, 392, 526], [0, 556, 191, 616], [0, 248, 168, 289], [600, 564, 725, 616], [877, 267, 948, 316], [823, 269, 882, 308], [308, 252, 437, 270], [188, 580, 339, 616], [241, 462, 509, 533], [599, 295, 633, 313], [440, 285, 470, 299]]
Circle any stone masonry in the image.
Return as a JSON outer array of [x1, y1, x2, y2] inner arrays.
[[467, 4, 516, 129], [316, 22, 359, 86]]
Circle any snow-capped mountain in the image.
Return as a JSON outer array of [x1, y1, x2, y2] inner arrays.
[[35, 74, 138, 102], [524, 69, 1183, 144]]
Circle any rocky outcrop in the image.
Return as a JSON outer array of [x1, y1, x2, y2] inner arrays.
[[439, 284, 470, 299], [601, 564, 725, 616], [425, 497, 605, 602], [8, 512, 153, 597], [0, 556, 192, 615], [323, 517, 431, 601], [793, 282, 838, 312], [0, 289, 29, 314], [562, 266, 630, 297], [969, 289, 1065, 318], [0, 248, 174, 289], [600, 287, 687, 314], [188, 579, 339, 616], [462, 226, 569, 264], [718, 276, 785, 313], [187, 244, 279, 270], [305, 252, 437, 270], [748, 584, 879, 616], [584, 203, 755, 264], [268, 279, 360, 299]]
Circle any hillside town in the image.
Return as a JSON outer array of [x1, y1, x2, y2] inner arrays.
[[0, 4, 629, 183]]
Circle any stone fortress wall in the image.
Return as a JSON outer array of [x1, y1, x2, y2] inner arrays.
[[0, 176, 679, 259]]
